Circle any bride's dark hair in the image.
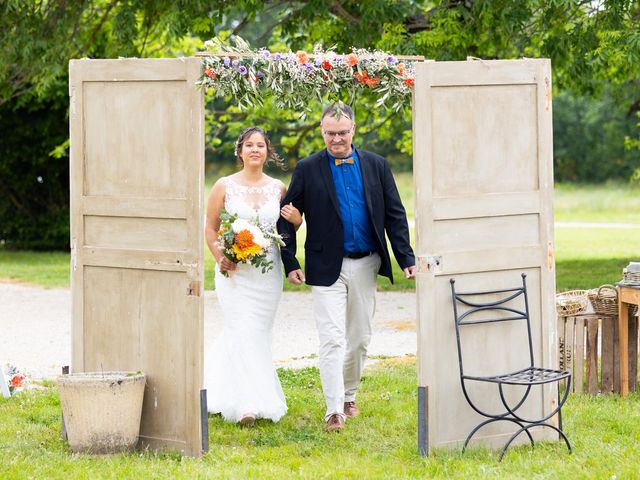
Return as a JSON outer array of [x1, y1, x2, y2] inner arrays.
[[234, 126, 285, 169]]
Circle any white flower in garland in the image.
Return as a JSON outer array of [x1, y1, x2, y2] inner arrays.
[[199, 36, 416, 115]]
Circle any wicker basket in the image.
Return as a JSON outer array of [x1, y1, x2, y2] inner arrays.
[[587, 285, 618, 316], [555, 290, 589, 316]]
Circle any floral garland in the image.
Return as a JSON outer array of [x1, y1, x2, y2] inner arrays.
[[198, 36, 415, 115]]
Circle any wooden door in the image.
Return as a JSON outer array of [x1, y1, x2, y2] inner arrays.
[[69, 58, 204, 456], [413, 59, 556, 452]]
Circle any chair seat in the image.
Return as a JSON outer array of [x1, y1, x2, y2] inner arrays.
[[465, 366, 571, 386]]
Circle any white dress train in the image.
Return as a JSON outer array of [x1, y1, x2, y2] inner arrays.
[[204, 177, 287, 423]]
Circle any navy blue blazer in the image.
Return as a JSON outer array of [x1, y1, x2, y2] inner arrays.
[[277, 148, 415, 286]]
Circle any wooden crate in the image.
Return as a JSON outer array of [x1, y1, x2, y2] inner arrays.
[[558, 311, 638, 393]]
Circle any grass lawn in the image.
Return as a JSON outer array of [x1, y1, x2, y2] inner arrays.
[[0, 250, 69, 289], [555, 227, 640, 290], [554, 182, 640, 224], [1, 177, 638, 291], [1, 358, 639, 479], [1, 181, 639, 478]]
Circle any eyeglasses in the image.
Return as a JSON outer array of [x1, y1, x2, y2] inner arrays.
[[322, 129, 352, 138]]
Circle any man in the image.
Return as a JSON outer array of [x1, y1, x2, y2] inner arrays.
[[278, 103, 416, 432]]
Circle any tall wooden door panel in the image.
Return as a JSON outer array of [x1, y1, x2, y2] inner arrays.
[[69, 58, 204, 456], [413, 59, 556, 451]]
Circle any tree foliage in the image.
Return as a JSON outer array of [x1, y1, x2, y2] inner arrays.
[[207, 0, 639, 174], [0, 0, 228, 106], [0, 0, 226, 249], [554, 90, 640, 182], [1, 0, 638, 249]]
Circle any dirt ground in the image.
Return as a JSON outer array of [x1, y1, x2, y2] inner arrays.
[[0, 282, 416, 379]]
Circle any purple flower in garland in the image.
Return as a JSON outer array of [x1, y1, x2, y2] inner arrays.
[[201, 39, 413, 113]]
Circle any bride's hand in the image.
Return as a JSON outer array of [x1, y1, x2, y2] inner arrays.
[[280, 202, 302, 228], [218, 256, 238, 273], [214, 243, 237, 272]]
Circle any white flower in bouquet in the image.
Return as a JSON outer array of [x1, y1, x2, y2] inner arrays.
[[231, 218, 269, 249]]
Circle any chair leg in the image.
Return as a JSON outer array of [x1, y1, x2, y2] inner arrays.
[[463, 417, 532, 453], [497, 378, 571, 425], [498, 421, 572, 461], [557, 424, 572, 454]]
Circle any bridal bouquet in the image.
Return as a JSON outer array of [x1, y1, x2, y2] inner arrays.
[[217, 209, 284, 277]]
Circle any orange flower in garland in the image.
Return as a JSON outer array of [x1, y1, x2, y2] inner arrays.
[[204, 66, 217, 79], [354, 70, 369, 84], [403, 78, 415, 87], [365, 76, 380, 88], [296, 50, 310, 64], [345, 53, 358, 67], [354, 70, 379, 88]]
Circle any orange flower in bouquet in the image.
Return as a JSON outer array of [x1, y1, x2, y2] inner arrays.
[[217, 209, 284, 276]]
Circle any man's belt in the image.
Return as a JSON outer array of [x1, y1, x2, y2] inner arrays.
[[345, 251, 375, 259]]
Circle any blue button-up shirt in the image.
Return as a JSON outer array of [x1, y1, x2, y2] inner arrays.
[[327, 148, 377, 255]]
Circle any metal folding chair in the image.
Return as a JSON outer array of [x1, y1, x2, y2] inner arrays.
[[450, 273, 572, 460]]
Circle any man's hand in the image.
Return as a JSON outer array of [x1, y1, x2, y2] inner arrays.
[[403, 265, 417, 280], [287, 269, 306, 285]]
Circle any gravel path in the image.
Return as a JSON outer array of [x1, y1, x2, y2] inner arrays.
[[0, 282, 416, 379]]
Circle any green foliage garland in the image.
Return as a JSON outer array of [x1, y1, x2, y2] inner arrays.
[[199, 36, 416, 116]]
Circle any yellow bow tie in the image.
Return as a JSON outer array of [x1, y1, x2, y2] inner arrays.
[[334, 157, 354, 166]]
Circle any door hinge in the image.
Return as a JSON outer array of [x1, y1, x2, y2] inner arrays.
[[544, 76, 552, 112], [70, 237, 77, 272], [187, 281, 201, 297], [418, 255, 442, 273]]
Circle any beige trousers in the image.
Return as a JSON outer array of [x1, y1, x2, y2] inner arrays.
[[312, 253, 381, 421]]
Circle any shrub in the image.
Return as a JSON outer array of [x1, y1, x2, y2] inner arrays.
[[0, 97, 69, 250]]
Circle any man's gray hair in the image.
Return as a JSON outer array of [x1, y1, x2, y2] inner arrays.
[[321, 103, 354, 122]]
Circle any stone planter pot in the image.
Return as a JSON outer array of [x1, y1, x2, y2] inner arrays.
[[57, 371, 146, 454]]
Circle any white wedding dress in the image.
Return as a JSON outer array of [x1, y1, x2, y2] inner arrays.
[[204, 177, 287, 423]]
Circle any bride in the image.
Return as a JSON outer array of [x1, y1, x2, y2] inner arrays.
[[204, 126, 301, 426]]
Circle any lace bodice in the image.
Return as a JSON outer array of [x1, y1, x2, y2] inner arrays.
[[224, 176, 282, 230]]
